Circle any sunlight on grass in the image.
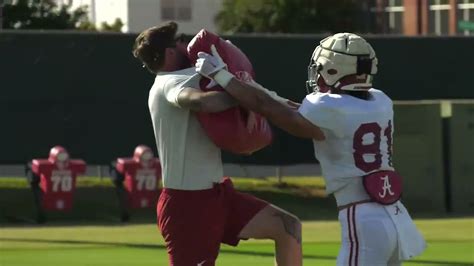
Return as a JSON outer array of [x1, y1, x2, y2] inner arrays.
[[1, 219, 473, 265]]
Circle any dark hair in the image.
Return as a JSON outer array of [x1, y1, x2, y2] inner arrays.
[[132, 21, 178, 74], [331, 86, 372, 100], [331, 74, 372, 100], [346, 90, 371, 100]]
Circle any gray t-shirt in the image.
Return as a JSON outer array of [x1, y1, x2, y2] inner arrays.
[[148, 68, 223, 190]]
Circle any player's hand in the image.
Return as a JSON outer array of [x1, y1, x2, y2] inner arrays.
[[196, 45, 227, 79]]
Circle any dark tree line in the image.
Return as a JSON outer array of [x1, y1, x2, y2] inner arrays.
[[2, 0, 122, 31]]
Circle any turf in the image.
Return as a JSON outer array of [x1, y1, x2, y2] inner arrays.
[[1, 177, 473, 265], [1, 219, 473, 265]]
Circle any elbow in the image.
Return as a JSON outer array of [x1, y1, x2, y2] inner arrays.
[[308, 126, 325, 141], [313, 133, 325, 141]]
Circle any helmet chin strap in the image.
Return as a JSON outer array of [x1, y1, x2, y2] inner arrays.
[[315, 75, 332, 93], [316, 74, 370, 93]]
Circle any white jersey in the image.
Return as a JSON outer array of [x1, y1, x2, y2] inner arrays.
[[298, 89, 395, 194], [300, 89, 426, 261], [148, 68, 223, 190]]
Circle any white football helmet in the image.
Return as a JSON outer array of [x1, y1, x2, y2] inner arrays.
[[306, 33, 378, 92]]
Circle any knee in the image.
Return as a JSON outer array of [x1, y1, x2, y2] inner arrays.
[[271, 210, 302, 244]]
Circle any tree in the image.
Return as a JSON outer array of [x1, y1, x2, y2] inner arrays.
[[100, 18, 124, 32], [2, 0, 90, 30], [77, 18, 125, 32], [215, 0, 360, 34], [2, 0, 123, 32]]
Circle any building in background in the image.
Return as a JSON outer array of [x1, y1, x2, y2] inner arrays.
[[2, 0, 472, 35], [66, 0, 471, 35], [363, 0, 474, 35], [57, 0, 222, 34]]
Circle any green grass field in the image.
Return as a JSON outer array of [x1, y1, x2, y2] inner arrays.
[[0, 177, 473, 265], [1, 219, 473, 265]]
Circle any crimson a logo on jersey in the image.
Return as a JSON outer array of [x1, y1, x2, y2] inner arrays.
[[363, 170, 402, 205]]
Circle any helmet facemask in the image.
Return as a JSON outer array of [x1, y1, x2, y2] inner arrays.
[[306, 60, 322, 94]]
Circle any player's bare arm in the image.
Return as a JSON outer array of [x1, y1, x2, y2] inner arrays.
[[223, 79, 325, 140], [195, 45, 325, 140], [176, 87, 237, 113]]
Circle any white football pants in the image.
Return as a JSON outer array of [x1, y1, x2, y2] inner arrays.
[[337, 202, 402, 266]]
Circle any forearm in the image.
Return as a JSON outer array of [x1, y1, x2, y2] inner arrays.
[[211, 69, 290, 108], [199, 91, 238, 113], [250, 82, 291, 106], [224, 78, 276, 114], [176, 87, 237, 113], [211, 71, 325, 140], [225, 78, 324, 139]]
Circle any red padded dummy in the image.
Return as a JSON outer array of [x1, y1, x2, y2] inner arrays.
[[187, 29, 273, 154], [115, 145, 161, 209], [31, 146, 86, 211]]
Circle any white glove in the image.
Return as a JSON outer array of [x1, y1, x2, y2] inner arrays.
[[195, 45, 227, 78], [196, 45, 235, 88]]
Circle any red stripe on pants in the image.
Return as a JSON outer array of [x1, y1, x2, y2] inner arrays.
[[347, 207, 353, 265], [352, 205, 359, 266]]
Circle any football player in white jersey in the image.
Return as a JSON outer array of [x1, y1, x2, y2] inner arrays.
[[133, 21, 303, 266], [195, 33, 426, 265]]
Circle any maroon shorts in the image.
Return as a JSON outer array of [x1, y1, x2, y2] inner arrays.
[[157, 177, 268, 266]]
